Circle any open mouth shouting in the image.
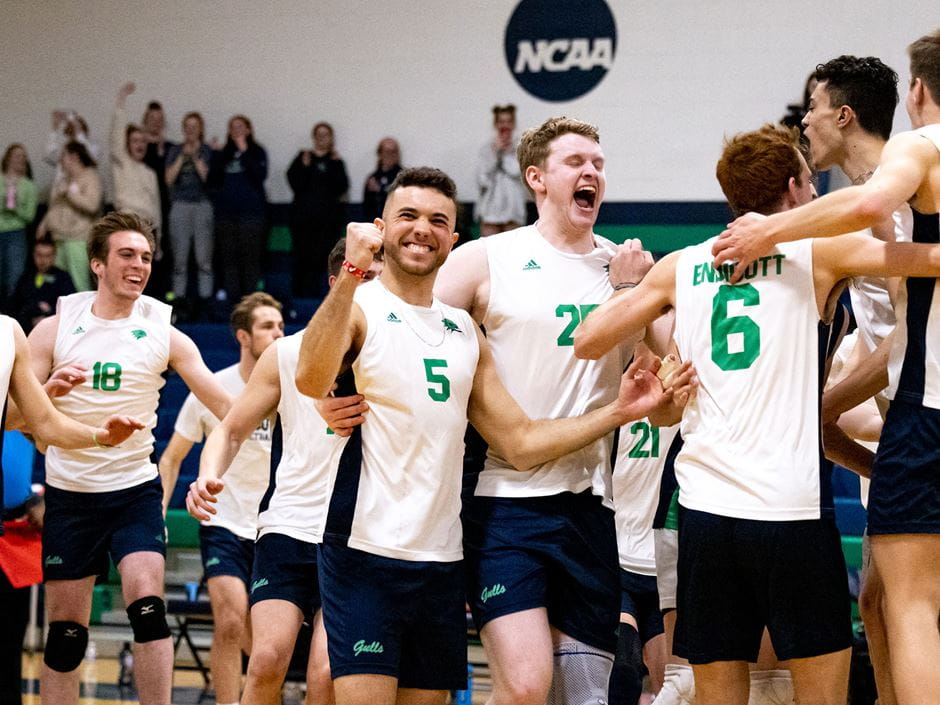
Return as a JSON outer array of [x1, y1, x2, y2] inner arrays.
[[574, 185, 597, 211]]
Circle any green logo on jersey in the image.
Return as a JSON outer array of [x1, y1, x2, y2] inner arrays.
[[353, 640, 384, 656], [522, 259, 541, 271], [480, 583, 507, 604], [441, 317, 462, 334], [71, 326, 85, 335], [131, 329, 147, 340], [45, 555, 64, 566], [326, 427, 336, 435], [387, 313, 401, 323], [205, 557, 221, 568], [250, 578, 269, 594]]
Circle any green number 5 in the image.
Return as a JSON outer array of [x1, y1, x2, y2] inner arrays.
[[423, 359, 450, 402], [711, 284, 760, 371]]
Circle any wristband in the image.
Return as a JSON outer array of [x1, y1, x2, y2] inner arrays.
[[92, 430, 113, 449], [613, 281, 638, 290], [342, 260, 367, 279]]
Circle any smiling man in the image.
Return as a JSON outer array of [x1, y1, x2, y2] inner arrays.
[[27, 211, 231, 705], [295, 166, 683, 705], [436, 118, 653, 705]]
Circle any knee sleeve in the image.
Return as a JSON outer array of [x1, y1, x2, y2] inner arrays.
[[126, 596, 171, 643], [547, 639, 615, 705], [609, 623, 644, 705], [748, 669, 794, 705], [44, 621, 88, 673]]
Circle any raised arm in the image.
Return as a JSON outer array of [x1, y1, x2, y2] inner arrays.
[[186, 343, 281, 520], [168, 328, 233, 421], [713, 131, 935, 281], [468, 328, 694, 471], [295, 224, 372, 398], [434, 239, 489, 324], [574, 252, 678, 360], [110, 82, 136, 163]]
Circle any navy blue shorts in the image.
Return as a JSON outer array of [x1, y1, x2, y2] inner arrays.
[[199, 524, 255, 585], [248, 533, 320, 619], [42, 477, 166, 582], [869, 399, 940, 535], [674, 508, 852, 664], [318, 543, 466, 690], [462, 490, 619, 653], [620, 569, 664, 644]]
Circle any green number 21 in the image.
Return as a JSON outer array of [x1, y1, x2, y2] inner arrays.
[[628, 421, 660, 458], [711, 284, 760, 371], [92, 361, 123, 391], [423, 359, 450, 402]]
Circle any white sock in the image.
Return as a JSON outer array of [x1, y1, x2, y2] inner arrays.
[[748, 669, 794, 705], [656, 663, 695, 705]]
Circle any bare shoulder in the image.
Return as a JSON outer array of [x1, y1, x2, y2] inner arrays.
[[27, 315, 59, 355]]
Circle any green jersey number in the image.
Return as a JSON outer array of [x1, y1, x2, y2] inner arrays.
[[711, 284, 760, 371], [556, 304, 599, 347], [423, 359, 450, 402], [628, 421, 660, 458], [92, 361, 123, 391]]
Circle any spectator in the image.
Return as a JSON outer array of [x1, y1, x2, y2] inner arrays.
[[476, 104, 527, 236], [35, 142, 101, 291], [165, 112, 213, 319], [362, 137, 402, 222], [0, 145, 37, 303], [43, 111, 101, 192], [8, 238, 76, 333], [286, 121, 348, 297], [110, 83, 162, 251], [142, 99, 174, 296], [209, 115, 268, 303]]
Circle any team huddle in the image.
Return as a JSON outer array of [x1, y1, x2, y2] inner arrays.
[[3, 27, 940, 705]]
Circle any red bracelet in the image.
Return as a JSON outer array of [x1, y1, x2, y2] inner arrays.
[[342, 260, 367, 279]]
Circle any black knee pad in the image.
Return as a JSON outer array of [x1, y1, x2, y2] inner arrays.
[[44, 621, 88, 673], [609, 623, 643, 705], [126, 596, 171, 643]]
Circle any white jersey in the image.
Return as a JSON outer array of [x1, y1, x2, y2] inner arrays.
[[673, 238, 829, 521], [477, 225, 632, 502], [174, 364, 271, 539], [46, 292, 170, 492], [612, 419, 679, 575], [1, 317, 15, 444], [849, 201, 913, 352], [256, 332, 349, 544], [886, 124, 940, 409], [323, 280, 479, 562]]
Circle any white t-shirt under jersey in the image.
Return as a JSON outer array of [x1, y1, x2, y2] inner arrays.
[[673, 238, 827, 521], [477, 225, 632, 502], [174, 364, 272, 540], [256, 332, 349, 544], [46, 292, 171, 492], [326, 280, 479, 562], [613, 420, 679, 575]]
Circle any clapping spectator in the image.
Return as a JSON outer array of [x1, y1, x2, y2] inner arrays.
[[287, 121, 348, 297], [43, 110, 101, 191], [35, 142, 101, 291], [141, 99, 174, 296], [110, 83, 162, 251], [209, 115, 268, 302], [8, 237, 75, 333], [476, 104, 527, 236], [362, 137, 402, 222], [0, 144, 37, 303], [165, 112, 213, 318]]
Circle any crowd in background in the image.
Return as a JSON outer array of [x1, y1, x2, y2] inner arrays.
[[0, 86, 530, 329]]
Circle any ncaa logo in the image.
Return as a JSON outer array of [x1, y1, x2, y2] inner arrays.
[[504, 0, 617, 102]]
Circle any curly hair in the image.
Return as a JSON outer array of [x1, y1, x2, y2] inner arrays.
[[814, 55, 898, 140]]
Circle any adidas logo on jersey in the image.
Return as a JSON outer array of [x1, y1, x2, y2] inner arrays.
[[71, 326, 85, 335], [522, 259, 541, 271], [131, 329, 147, 340], [387, 313, 401, 323]]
